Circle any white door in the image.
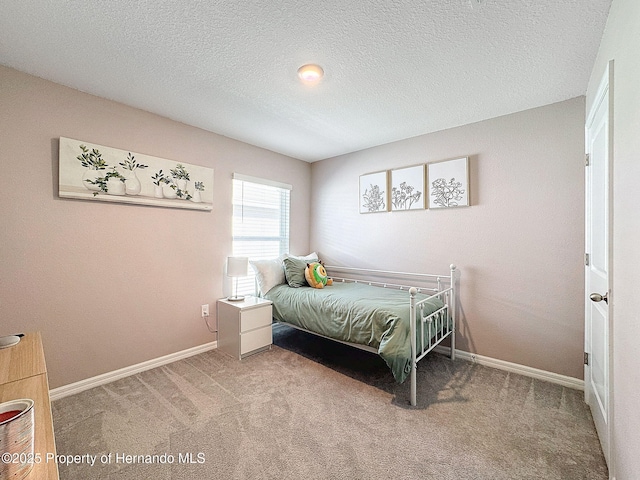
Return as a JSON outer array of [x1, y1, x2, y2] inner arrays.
[[585, 61, 613, 466]]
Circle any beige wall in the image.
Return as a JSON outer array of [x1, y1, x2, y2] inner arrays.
[[0, 59, 608, 404], [311, 97, 586, 379], [587, 0, 640, 477], [0, 65, 311, 389]]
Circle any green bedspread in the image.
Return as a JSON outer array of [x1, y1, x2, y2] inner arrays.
[[265, 282, 446, 383]]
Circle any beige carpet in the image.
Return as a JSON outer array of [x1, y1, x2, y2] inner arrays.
[[52, 324, 608, 479]]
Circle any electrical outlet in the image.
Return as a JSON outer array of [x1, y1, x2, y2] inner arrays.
[[201, 304, 209, 317]]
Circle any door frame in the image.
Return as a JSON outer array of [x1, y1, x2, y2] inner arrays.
[[585, 59, 614, 472]]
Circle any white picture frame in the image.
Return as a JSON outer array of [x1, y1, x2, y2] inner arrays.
[[59, 137, 214, 211], [390, 164, 425, 211], [359, 170, 388, 213], [427, 157, 469, 209]]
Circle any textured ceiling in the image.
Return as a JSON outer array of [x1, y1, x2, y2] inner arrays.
[[0, 0, 611, 162]]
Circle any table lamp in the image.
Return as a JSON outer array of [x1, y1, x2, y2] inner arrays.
[[227, 256, 249, 301]]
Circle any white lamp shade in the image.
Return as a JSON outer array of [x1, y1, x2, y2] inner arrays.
[[227, 256, 249, 277]]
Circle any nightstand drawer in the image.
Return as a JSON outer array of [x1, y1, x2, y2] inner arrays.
[[217, 297, 273, 360], [240, 327, 272, 356], [240, 305, 272, 332]]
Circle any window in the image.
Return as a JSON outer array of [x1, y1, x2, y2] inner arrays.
[[232, 173, 291, 295]]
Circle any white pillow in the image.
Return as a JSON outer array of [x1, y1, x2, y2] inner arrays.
[[286, 252, 319, 262], [249, 253, 319, 296], [250, 256, 286, 296]]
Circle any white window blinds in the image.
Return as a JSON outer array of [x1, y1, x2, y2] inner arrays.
[[232, 174, 291, 295]]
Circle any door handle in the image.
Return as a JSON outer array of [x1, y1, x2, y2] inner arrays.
[[590, 292, 608, 304]]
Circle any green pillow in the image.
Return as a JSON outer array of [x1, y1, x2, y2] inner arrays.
[[283, 256, 311, 288]]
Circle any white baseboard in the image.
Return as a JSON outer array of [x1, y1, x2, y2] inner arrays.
[[434, 346, 584, 391], [50, 341, 217, 401]]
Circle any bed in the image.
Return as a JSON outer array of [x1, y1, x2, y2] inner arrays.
[[250, 255, 457, 406]]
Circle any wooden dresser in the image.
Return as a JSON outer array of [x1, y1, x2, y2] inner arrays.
[[0, 332, 59, 479]]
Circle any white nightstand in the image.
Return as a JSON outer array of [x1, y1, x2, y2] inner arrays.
[[217, 296, 273, 359]]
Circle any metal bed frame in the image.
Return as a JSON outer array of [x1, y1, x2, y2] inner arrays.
[[277, 264, 458, 407]]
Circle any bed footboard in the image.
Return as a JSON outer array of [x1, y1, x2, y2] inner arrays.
[[326, 263, 458, 407], [409, 264, 457, 406]]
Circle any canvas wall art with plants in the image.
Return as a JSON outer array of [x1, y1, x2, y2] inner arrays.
[[427, 157, 469, 209], [359, 170, 388, 213], [390, 164, 425, 211], [59, 137, 214, 211], [359, 156, 470, 214]]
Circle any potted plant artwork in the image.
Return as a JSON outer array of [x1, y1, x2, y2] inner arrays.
[[192, 181, 204, 203], [151, 170, 166, 198], [83, 167, 125, 196], [172, 183, 192, 201], [170, 164, 190, 191], [60, 137, 214, 211], [77, 145, 108, 191], [105, 167, 126, 196], [119, 153, 148, 195], [161, 176, 177, 199], [167, 164, 192, 200]]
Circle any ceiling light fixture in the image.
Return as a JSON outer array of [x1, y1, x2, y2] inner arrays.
[[297, 64, 324, 83], [468, 0, 486, 8]]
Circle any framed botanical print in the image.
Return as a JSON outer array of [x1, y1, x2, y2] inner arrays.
[[390, 164, 425, 211], [359, 170, 388, 213], [427, 157, 469, 209]]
